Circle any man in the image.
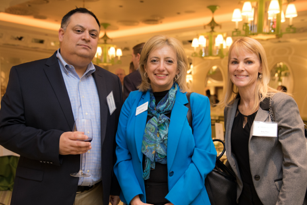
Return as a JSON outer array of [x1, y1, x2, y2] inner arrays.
[[129, 61, 135, 74], [0, 8, 121, 205], [115, 68, 126, 91], [122, 42, 145, 101]]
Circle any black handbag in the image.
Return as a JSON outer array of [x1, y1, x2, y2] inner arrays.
[[205, 139, 237, 205], [185, 93, 237, 205]]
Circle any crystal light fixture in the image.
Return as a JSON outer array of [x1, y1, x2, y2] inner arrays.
[[231, 0, 298, 39], [191, 5, 233, 59], [94, 23, 122, 66]]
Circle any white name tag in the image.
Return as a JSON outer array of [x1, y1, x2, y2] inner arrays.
[[252, 121, 278, 137], [136, 102, 148, 116], [107, 91, 116, 115]]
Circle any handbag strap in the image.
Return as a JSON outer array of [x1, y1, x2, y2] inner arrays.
[[269, 97, 275, 122], [185, 92, 192, 129], [213, 139, 226, 160], [212, 139, 237, 180], [185, 93, 236, 180], [185, 93, 226, 158]]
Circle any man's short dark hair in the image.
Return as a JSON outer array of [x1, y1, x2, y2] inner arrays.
[[133, 42, 145, 55], [61, 8, 100, 29]]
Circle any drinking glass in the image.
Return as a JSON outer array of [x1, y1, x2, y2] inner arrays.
[[70, 119, 93, 177]]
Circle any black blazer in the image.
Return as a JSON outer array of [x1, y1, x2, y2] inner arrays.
[[123, 69, 141, 101], [0, 52, 122, 205]]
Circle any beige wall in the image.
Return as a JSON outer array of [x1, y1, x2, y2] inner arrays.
[[0, 46, 54, 103], [189, 40, 307, 119], [1, 38, 306, 119]]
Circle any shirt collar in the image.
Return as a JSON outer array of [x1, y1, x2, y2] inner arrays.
[[56, 49, 96, 77]]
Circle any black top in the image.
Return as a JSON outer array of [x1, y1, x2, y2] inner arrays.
[[231, 109, 262, 205], [143, 90, 170, 204]]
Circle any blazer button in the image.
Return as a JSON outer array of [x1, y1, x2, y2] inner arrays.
[[254, 175, 260, 181], [169, 171, 174, 177]]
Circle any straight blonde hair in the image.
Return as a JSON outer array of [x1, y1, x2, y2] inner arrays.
[[223, 37, 278, 110], [138, 35, 188, 92]]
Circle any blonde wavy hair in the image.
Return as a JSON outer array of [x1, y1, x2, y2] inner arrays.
[[138, 35, 188, 92], [223, 37, 278, 110]]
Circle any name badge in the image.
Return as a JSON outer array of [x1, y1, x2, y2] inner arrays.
[[136, 102, 148, 116], [252, 121, 278, 137], [107, 91, 116, 115]]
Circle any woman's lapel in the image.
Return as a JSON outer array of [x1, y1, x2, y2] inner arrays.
[[134, 91, 150, 162], [225, 98, 239, 171], [225, 98, 239, 157], [249, 104, 270, 141], [255, 97, 270, 123], [167, 90, 188, 170]]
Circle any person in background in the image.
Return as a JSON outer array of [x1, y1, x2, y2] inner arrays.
[[206, 89, 218, 107], [123, 42, 145, 101], [129, 61, 136, 74], [223, 37, 307, 205], [114, 35, 216, 205], [115, 68, 126, 91], [277, 85, 287, 92], [0, 8, 121, 205]]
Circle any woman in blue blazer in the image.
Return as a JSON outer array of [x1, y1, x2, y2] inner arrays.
[[114, 35, 216, 205]]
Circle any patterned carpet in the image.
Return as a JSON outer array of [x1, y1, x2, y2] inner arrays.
[[0, 191, 11, 205], [0, 191, 124, 205]]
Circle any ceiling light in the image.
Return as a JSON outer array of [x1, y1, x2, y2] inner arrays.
[[231, 0, 298, 39], [281, 11, 285, 23], [268, 0, 280, 14], [242, 2, 252, 16], [285, 3, 297, 26], [191, 5, 232, 59], [94, 23, 122, 66]]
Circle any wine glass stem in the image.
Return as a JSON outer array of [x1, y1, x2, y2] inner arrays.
[[80, 153, 84, 173], [83, 152, 87, 174]]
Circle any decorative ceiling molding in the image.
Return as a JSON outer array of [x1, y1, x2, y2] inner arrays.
[[0, 12, 59, 30]]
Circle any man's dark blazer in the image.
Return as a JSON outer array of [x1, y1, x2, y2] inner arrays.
[[0, 52, 121, 205], [122, 69, 141, 101]]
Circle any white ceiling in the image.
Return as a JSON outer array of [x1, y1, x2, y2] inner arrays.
[[2, 0, 243, 29]]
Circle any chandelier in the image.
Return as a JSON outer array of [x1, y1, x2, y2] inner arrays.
[[93, 23, 122, 66], [191, 5, 233, 59], [231, 0, 298, 39]]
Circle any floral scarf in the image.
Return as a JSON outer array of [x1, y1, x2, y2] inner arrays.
[[141, 83, 178, 180]]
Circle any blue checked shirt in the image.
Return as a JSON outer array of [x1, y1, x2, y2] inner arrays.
[[57, 50, 101, 186]]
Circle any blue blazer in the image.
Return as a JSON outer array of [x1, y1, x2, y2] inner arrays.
[[114, 89, 216, 205]]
